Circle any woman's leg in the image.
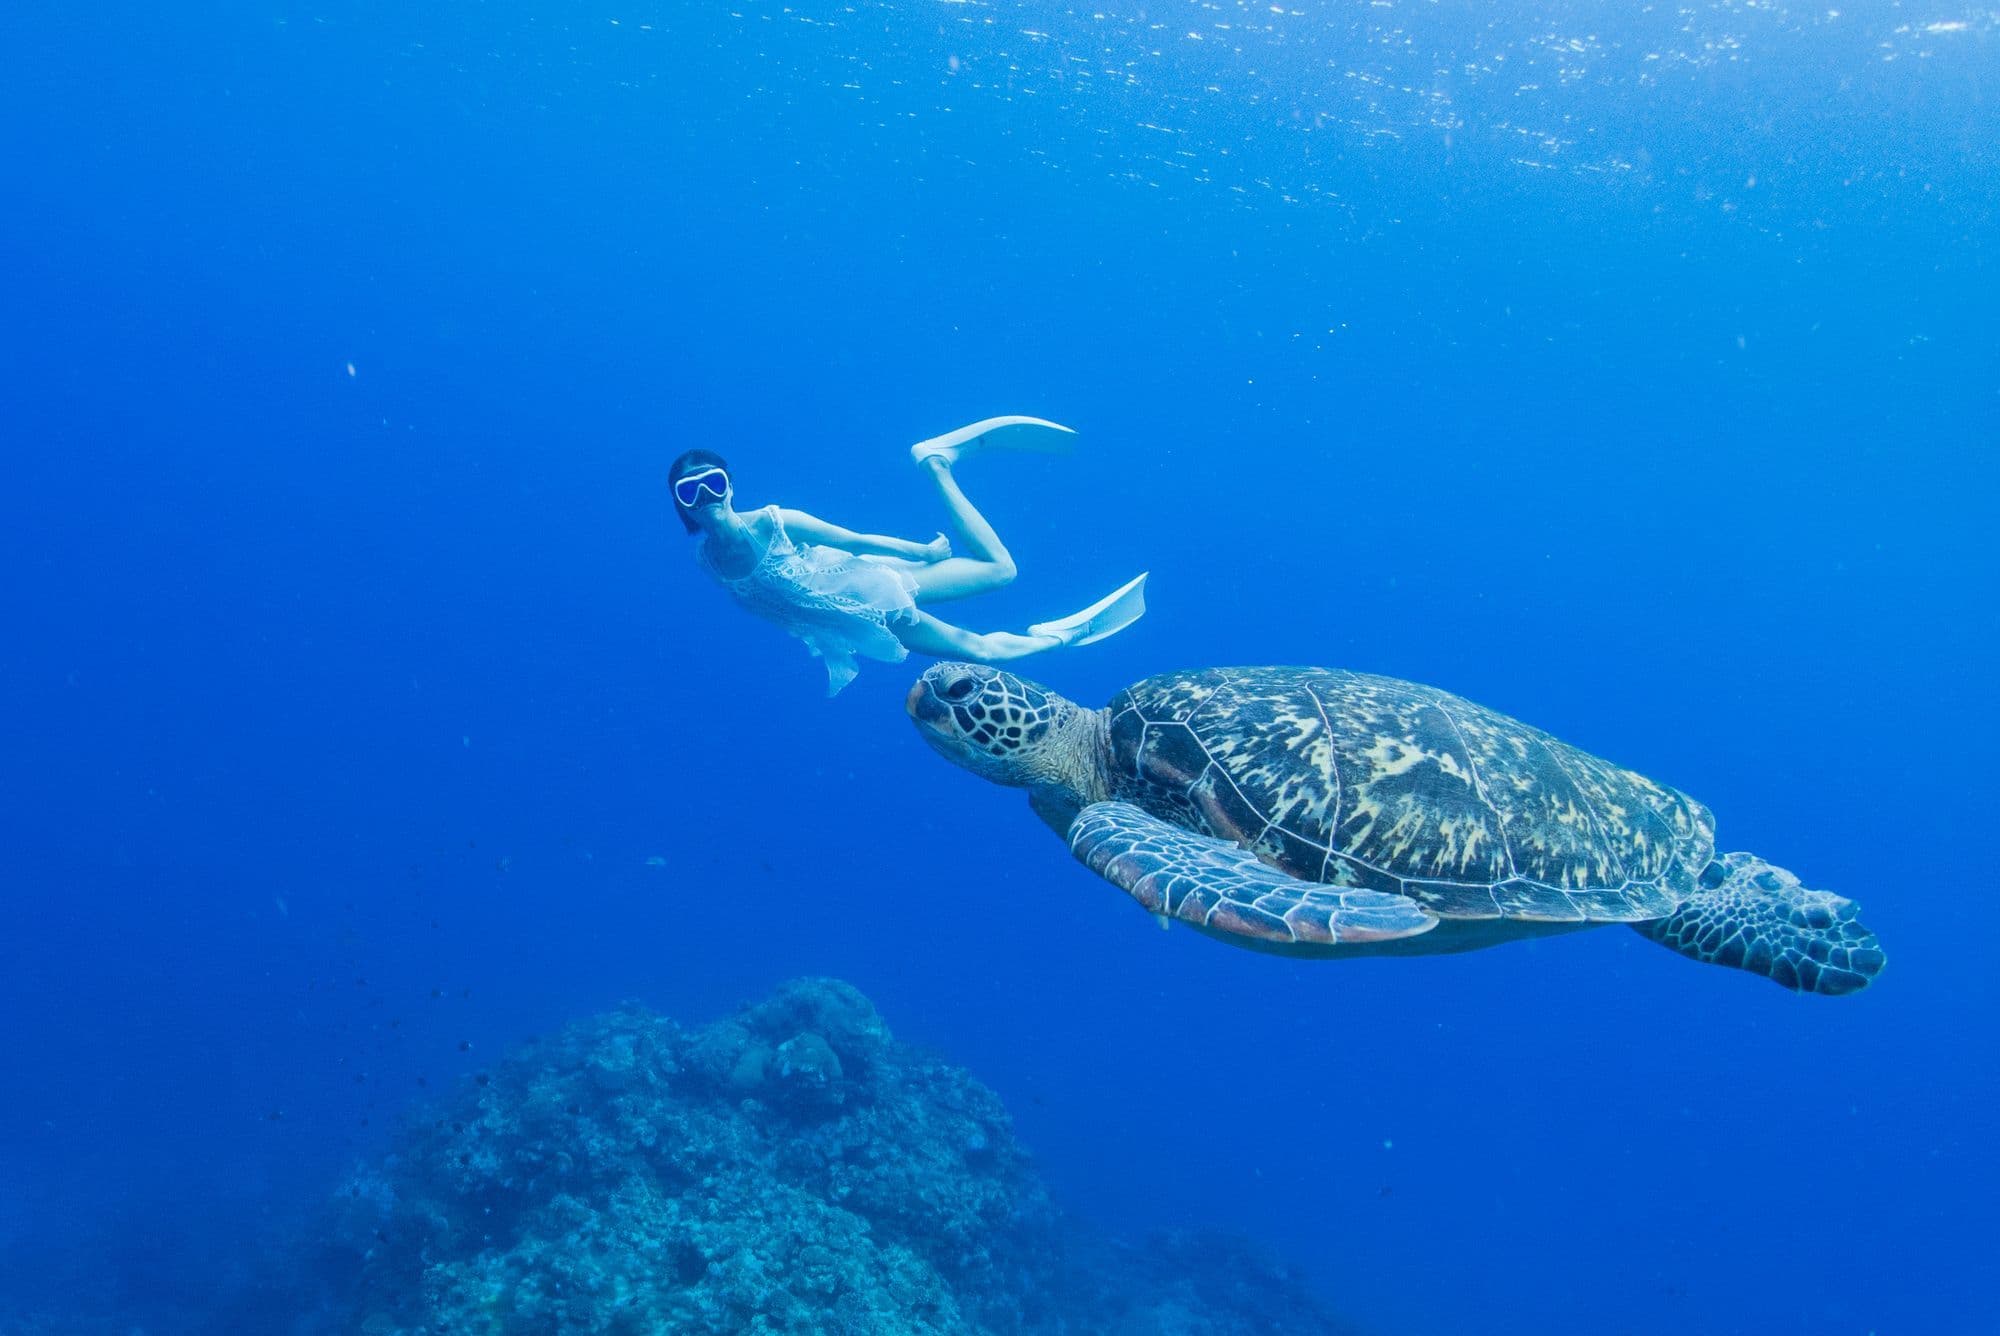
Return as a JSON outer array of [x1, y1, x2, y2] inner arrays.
[[896, 610, 1058, 662], [908, 459, 1017, 604]]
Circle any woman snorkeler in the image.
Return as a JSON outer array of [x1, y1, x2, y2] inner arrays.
[[673, 416, 1148, 695]]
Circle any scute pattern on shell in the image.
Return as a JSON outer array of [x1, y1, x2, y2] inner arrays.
[[1105, 668, 1716, 923]]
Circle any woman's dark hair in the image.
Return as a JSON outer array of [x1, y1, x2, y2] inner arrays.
[[669, 448, 731, 534]]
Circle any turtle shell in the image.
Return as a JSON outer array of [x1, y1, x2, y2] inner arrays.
[[1103, 668, 1716, 923]]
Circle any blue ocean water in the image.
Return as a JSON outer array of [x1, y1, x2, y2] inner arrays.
[[1, 1, 1994, 1331]]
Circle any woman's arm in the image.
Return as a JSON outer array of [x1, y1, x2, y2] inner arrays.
[[779, 509, 949, 562]]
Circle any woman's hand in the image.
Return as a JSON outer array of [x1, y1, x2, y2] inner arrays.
[[779, 509, 953, 564]]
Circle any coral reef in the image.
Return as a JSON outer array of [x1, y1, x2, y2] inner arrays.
[[0, 979, 1348, 1334], [330, 978, 1350, 1335]]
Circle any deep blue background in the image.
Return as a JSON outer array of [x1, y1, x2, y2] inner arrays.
[[2, 2, 1995, 1332]]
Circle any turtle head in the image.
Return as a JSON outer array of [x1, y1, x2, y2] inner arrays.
[[907, 663, 1102, 799]]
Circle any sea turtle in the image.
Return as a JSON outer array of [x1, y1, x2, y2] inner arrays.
[[906, 663, 1885, 994]]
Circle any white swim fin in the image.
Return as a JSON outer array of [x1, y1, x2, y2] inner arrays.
[[1030, 572, 1149, 647], [910, 415, 1076, 467]]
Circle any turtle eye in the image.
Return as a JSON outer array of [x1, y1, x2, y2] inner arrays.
[[943, 678, 977, 702]]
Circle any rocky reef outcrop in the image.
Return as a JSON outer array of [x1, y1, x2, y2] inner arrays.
[[328, 977, 1349, 1335]]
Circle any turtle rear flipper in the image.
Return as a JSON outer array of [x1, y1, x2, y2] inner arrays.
[[1635, 852, 1886, 995], [1069, 801, 1437, 946]]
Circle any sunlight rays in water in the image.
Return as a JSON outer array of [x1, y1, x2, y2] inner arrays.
[[549, 0, 1995, 238]]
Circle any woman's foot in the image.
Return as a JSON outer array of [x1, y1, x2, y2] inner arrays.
[[910, 415, 1077, 468], [1028, 573, 1149, 647]]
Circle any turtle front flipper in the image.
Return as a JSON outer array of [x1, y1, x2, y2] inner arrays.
[[1634, 852, 1886, 995], [1068, 801, 1437, 947]]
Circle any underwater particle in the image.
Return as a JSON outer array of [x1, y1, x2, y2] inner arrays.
[[344, 362, 356, 377], [643, 855, 667, 867], [459, 1040, 473, 1052], [1382, 1139, 1393, 1150]]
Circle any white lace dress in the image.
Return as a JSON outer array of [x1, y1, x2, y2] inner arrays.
[[699, 506, 921, 695]]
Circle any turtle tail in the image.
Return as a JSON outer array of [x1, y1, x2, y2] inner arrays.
[[1633, 852, 1885, 996]]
